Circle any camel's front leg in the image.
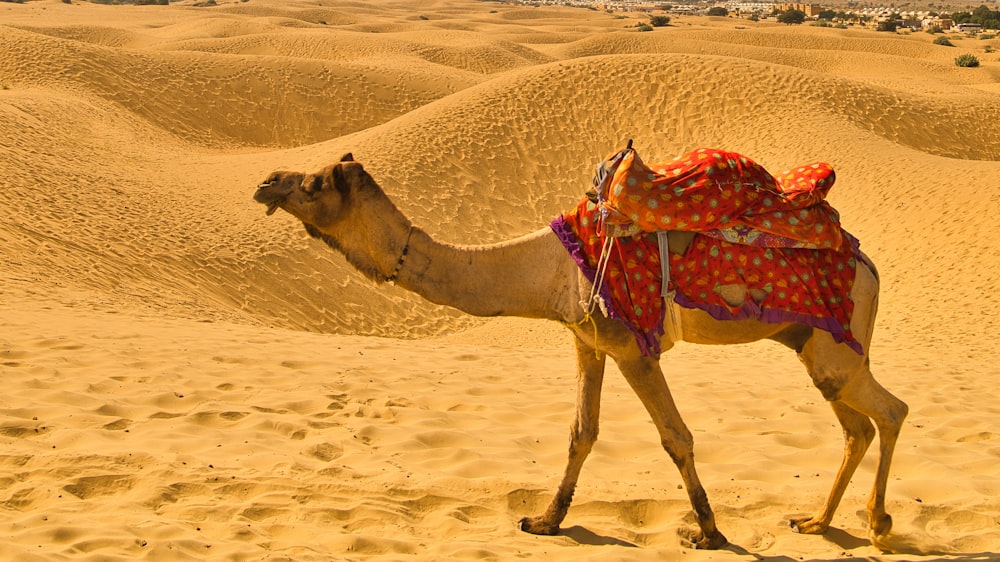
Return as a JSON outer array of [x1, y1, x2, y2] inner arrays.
[[520, 336, 605, 535], [616, 356, 728, 549]]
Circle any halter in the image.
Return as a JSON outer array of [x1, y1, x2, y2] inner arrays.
[[386, 226, 415, 285]]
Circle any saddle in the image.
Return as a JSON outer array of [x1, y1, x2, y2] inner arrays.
[[589, 141, 843, 250], [551, 142, 863, 357]]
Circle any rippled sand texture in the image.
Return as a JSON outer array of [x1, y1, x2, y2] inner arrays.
[[2, 0, 999, 560]]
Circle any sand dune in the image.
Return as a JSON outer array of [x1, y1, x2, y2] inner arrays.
[[1, 0, 999, 559]]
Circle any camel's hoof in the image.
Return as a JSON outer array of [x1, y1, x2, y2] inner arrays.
[[678, 528, 728, 550], [519, 516, 559, 536], [870, 512, 893, 538], [789, 516, 829, 535]]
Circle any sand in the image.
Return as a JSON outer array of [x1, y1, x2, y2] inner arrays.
[[2, 0, 999, 559]]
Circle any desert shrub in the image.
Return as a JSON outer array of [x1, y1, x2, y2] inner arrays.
[[812, 19, 832, 27], [649, 14, 671, 26], [955, 53, 981, 66], [877, 20, 898, 32], [707, 6, 728, 16], [777, 9, 806, 24], [926, 25, 944, 33], [934, 36, 954, 45], [637, 22, 654, 32]]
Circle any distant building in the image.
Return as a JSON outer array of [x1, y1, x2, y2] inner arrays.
[[935, 17, 955, 30], [776, 2, 822, 17], [725, 1, 774, 16]]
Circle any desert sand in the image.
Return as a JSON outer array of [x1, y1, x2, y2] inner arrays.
[[2, 0, 999, 559]]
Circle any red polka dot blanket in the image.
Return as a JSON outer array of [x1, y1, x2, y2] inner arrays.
[[551, 146, 865, 357]]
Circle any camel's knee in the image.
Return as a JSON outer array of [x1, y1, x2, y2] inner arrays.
[[855, 381, 908, 433], [569, 420, 599, 454], [878, 397, 908, 435], [660, 427, 695, 467], [890, 395, 908, 422]]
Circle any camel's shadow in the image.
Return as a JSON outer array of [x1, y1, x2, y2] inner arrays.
[[557, 524, 998, 562], [559, 525, 638, 547]]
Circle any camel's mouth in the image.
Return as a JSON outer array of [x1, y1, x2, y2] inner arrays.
[[254, 181, 285, 216]]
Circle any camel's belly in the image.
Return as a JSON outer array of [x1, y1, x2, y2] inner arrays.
[[674, 305, 795, 345]]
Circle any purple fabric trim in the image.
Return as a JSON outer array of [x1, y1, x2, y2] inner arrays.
[[550, 217, 665, 356]]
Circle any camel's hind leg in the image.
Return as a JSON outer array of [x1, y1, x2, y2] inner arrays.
[[839, 366, 908, 539], [790, 400, 875, 534], [794, 333, 907, 540], [520, 335, 606, 535], [615, 355, 727, 549]]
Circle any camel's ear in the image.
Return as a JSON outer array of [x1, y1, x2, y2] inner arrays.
[[329, 160, 363, 196], [339, 153, 354, 162]]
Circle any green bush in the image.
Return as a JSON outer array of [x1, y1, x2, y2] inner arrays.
[[777, 9, 806, 25], [649, 14, 671, 27], [926, 25, 944, 33], [637, 22, 654, 32], [934, 36, 954, 46], [955, 53, 981, 66]]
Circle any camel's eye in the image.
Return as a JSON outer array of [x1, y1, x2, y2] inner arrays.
[[303, 175, 323, 195]]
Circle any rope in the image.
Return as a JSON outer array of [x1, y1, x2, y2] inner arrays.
[[585, 234, 615, 317], [565, 233, 616, 360]]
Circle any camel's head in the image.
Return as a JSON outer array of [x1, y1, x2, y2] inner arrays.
[[253, 153, 365, 230]]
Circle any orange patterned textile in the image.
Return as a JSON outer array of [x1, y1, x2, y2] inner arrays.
[[593, 146, 843, 249], [552, 146, 865, 357]]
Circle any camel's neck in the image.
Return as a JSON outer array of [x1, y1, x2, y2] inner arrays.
[[319, 190, 582, 323], [394, 226, 581, 322]]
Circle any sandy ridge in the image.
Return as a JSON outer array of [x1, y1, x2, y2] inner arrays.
[[2, 0, 999, 559]]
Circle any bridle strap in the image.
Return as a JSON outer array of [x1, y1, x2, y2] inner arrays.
[[386, 226, 415, 285]]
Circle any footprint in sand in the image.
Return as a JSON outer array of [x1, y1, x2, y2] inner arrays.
[[63, 475, 135, 500], [956, 432, 997, 443]]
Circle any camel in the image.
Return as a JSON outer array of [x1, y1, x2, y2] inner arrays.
[[253, 153, 908, 550]]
